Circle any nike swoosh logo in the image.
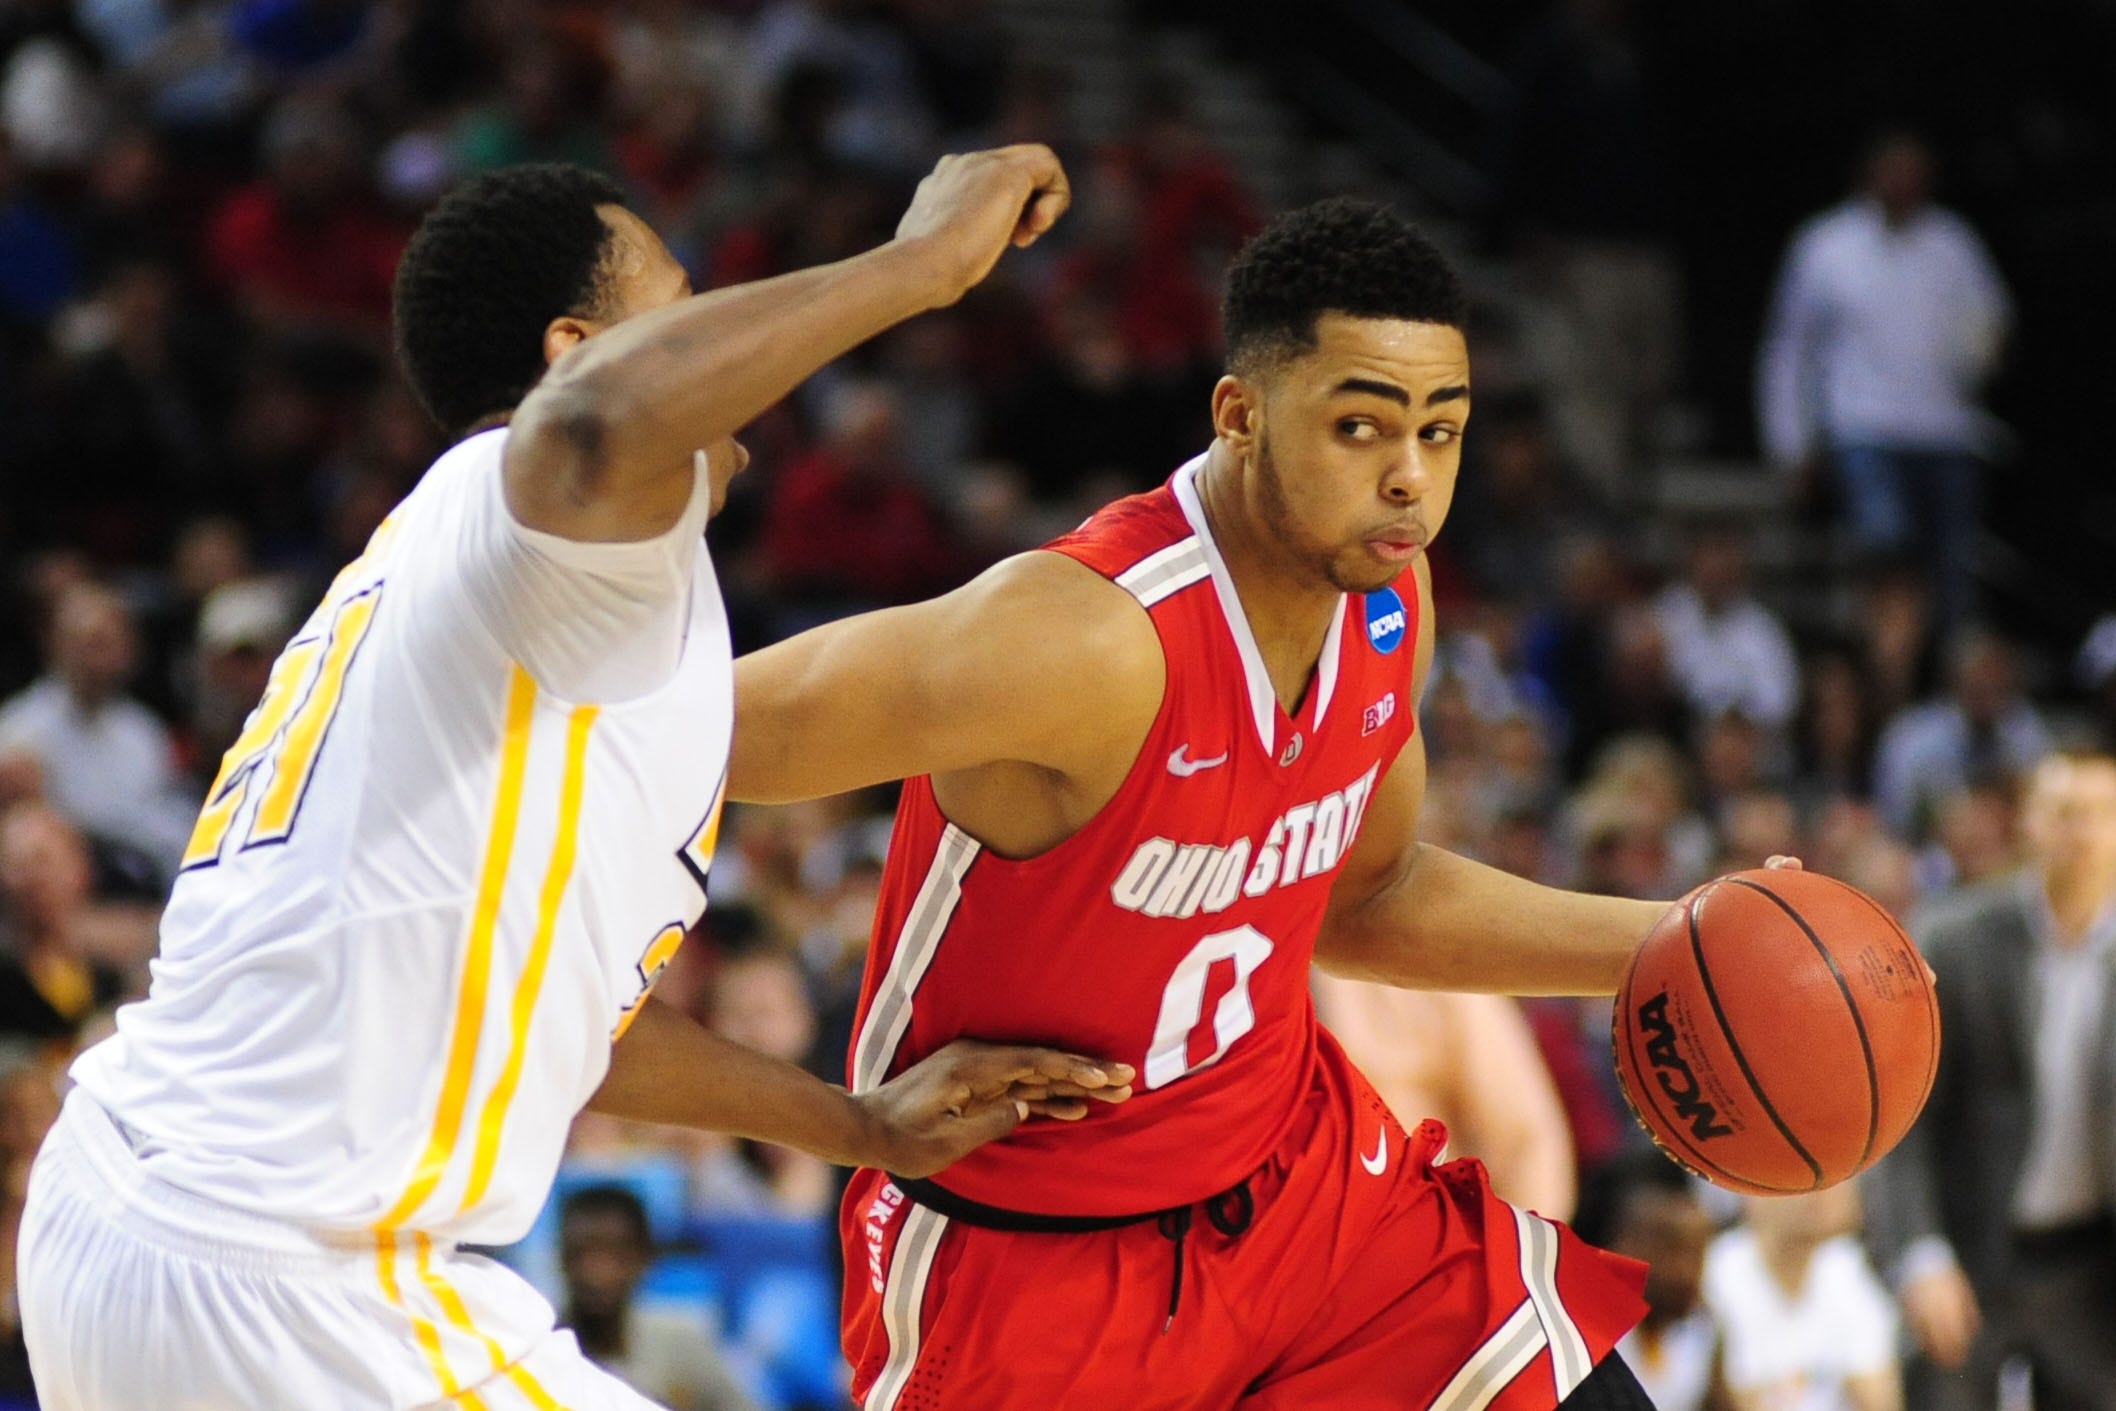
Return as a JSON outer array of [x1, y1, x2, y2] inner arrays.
[[1167, 746, 1229, 778], [1361, 1129, 1388, 1176]]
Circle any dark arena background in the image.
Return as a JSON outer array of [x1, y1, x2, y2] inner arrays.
[[0, 1, 2110, 1408]]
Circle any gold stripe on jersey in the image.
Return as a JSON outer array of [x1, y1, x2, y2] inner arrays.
[[505, 1364, 569, 1410], [377, 1232, 491, 1411], [250, 582, 383, 844], [458, 702, 599, 1215], [379, 665, 539, 1231]]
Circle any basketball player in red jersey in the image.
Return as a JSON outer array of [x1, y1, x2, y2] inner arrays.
[[732, 192, 1756, 1410]]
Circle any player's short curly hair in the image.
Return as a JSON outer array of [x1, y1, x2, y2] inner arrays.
[[1222, 197, 1467, 376], [393, 163, 629, 438]]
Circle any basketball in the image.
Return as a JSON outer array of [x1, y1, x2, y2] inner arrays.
[[1613, 868, 1940, 1196]]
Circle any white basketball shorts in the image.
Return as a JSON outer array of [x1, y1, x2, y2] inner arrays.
[[20, 1090, 664, 1411]]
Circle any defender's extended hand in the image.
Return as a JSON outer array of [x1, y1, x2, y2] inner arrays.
[[853, 1039, 1133, 1178], [894, 145, 1071, 306]]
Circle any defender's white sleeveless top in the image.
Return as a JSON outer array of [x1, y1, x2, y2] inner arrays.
[[71, 427, 731, 1246]]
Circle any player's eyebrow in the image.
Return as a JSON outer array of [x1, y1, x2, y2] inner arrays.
[[1425, 384, 1470, 406], [1330, 377, 1411, 406]]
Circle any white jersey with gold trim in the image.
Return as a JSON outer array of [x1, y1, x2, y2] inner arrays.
[[69, 427, 731, 1247]]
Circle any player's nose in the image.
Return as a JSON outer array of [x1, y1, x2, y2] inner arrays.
[[1380, 453, 1430, 504]]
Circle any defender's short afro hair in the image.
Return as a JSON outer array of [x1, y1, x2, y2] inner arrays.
[[1222, 197, 1467, 374], [393, 163, 629, 439]]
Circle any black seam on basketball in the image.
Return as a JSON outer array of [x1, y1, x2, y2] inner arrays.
[[1725, 877, 1883, 1169], [1615, 909, 1730, 1183], [1837, 883, 1941, 1109], [1614, 895, 1811, 1195], [1688, 887, 1826, 1187]]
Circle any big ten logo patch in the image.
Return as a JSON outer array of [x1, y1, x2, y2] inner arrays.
[[1362, 693, 1397, 737], [865, 1181, 908, 1293], [1365, 588, 1407, 655]]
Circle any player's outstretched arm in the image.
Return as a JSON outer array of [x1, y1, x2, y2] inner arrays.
[[506, 146, 1070, 542], [729, 551, 1163, 805], [588, 996, 1133, 1176], [1315, 734, 1665, 995]]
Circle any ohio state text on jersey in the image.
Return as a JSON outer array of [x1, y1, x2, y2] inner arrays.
[[848, 456, 1421, 1216]]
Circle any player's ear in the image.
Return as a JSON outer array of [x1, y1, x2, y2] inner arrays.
[[542, 315, 599, 368], [1211, 374, 1260, 454]]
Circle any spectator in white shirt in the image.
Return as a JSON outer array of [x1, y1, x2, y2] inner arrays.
[[0, 583, 196, 887], [1705, 1182, 1902, 1411], [1757, 130, 2011, 630], [1654, 528, 1800, 737], [1872, 631, 2050, 842]]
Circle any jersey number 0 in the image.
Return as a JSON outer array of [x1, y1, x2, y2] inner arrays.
[[1143, 924, 1276, 1090]]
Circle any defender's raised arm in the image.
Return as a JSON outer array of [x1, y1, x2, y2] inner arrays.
[[504, 146, 1071, 543]]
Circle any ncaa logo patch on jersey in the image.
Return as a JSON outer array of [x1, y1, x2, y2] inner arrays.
[[1365, 588, 1407, 655]]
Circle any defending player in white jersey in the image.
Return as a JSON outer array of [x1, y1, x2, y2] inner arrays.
[[19, 148, 1128, 1411]]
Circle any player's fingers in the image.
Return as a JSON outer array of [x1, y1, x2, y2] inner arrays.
[[1014, 185, 1070, 247], [1006, 1080, 1132, 1103], [1763, 854, 1804, 870], [957, 1042, 1131, 1093], [1023, 1098, 1090, 1121], [1021, 1049, 1131, 1088], [1015, 190, 1066, 248]]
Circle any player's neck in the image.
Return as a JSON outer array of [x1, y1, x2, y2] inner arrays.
[[1197, 443, 1342, 713]]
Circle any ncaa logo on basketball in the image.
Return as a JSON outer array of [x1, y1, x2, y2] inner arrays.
[[1636, 991, 1736, 1141], [1365, 588, 1406, 655]]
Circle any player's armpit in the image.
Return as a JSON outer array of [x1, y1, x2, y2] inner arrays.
[[728, 551, 1163, 805]]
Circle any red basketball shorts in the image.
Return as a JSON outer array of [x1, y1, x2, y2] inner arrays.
[[841, 1031, 1648, 1410]]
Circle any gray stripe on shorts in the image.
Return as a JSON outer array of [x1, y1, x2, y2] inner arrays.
[[1428, 1300, 1548, 1411]]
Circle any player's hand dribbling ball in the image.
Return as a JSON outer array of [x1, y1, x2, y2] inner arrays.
[[1613, 867, 1940, 1195]]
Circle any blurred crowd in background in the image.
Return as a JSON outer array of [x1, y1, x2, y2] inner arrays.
[[0, 1, 2111, 1409]]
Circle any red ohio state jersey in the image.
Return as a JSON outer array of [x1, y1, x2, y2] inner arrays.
[[849, 455, 1420, 1216]]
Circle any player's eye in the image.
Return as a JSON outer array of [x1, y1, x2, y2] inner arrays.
[[1338, 419, 1380, 441], [1420, 424, 1459, 446]]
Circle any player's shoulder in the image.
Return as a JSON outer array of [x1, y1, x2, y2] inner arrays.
[[412, 426, 509, 505], [366, 427, 517, 568], [958, 549, 1162, 682], [1041, 482, 1196, 583]]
